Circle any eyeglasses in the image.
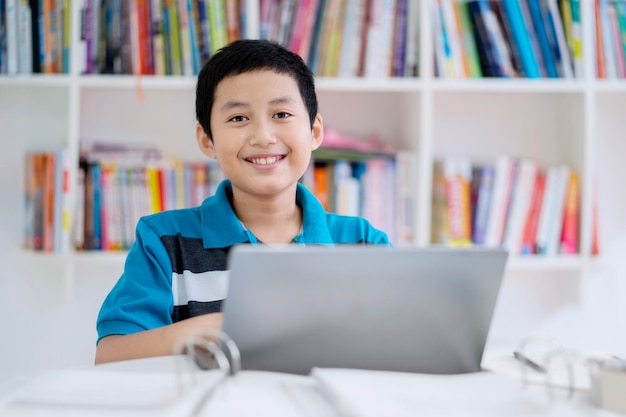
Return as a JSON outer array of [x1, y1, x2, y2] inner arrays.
[[515, 336, 580, 399]]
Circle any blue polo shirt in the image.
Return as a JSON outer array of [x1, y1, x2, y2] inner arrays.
[[96, 180, 389, 343]]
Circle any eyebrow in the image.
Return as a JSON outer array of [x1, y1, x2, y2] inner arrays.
[[219, 96, 296, 113]]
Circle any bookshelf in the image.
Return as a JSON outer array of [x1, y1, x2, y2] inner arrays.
[[0, 0, 624, 362]]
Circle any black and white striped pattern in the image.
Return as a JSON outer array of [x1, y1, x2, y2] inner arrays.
[[161, 234, 232, 322]]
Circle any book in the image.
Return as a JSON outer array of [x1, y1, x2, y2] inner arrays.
[[526, 0, 558, 77], [440, 0, 467, 78], [560, 170, 580, 254], [608, 2, 626, 78], [403, 0, 419, 76], [176, 0, 193, 76], [431, 159, 448, 244], [224, 0, 240, 43], [484, 156, 515, 247], [364, 0, 396, 77], [545, 164, 570, 256], [456, 0, 482, 77], [598, 0, 617, 79], [472, 164, 494, 245], [614, 1, 626, 78], [520, 168, 546, 255], [595, 0, 606, 78], [432, 0, 452, 77], [492, 0, 523, 77], [443, 156, 472, 246], [546, 0, 574, 78], [468, 0, 507, 77], [292, 0, 321, 64], [5, 0, 18, 74], [394, 150, 417, 246], [207, 0, 227, 54], [337, 0, 365, 77], [150, 0, 166, 75], [502, 158, 538, 255], [569, 0, 583, 77], [17, 0, 32, 74]]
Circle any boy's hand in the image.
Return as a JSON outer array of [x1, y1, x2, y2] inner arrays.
[[95, 313, 223, 365]]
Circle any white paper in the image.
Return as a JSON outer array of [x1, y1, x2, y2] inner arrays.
[[0, 368, 225, 417], [311, 368, 606, 417]]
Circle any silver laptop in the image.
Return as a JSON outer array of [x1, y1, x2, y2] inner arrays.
[[222, 245, 508, 375]]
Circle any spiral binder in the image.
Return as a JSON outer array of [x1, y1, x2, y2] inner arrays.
[[172, 328, 242, 416]]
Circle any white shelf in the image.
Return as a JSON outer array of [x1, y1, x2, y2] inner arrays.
[[24, 251, 585, 276], [430, 79, 586, 94], [506, 256, 583, 272], [72, 251, 128, 266], [593, 81, 626, 93], [0, 74, 72, 87], [316, 77, 423, 92], [79, 75, 197, 90]]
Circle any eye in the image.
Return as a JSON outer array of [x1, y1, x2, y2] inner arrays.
[[273, 112, 291, 119], [229, 115, 248, 122]]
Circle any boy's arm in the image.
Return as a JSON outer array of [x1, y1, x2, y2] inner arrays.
[[95, 313, 223, 364]]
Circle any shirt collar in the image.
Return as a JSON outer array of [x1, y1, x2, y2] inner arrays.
[[200, 179, 335, 248]]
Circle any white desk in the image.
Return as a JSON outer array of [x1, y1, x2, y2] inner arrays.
[[0, 355, 621, 417]]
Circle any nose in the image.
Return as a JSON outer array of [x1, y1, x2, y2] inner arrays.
[[248, 119, 278, 146]]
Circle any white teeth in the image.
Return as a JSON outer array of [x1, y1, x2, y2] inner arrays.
[[250, 156, 278, 165]]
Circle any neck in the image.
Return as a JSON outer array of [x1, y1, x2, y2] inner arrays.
[[231, 185, 302, 244]]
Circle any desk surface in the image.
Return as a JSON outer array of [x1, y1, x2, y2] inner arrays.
[[0, 355, 622, 417]]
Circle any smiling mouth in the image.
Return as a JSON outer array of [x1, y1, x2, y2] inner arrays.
[[246, 155, 285, 165]]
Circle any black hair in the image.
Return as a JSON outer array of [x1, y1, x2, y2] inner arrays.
[[195, 39, 318, 140]]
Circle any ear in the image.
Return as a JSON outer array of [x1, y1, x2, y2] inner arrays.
[[196, 124, 216, 159], [311, 114, 324, 151]]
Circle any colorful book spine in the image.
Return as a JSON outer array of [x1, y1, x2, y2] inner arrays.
[[560, 170, 580, 254], [546, 0, 574, 78], [545, 164, 570, 255], [502, 158, 538, 255], [502, 0, 541, 78], [615, 1, 626, 77], [177, 0, 193, 76], [599, 0, 617, 78], [456, 0, 482, 77], [484, 155, 515, 246], [595, 0, 606, 78], [608, 2, 626, 78], [440, 0, 466, 78], [224, 0, 239, 43], [207, 0, 227, 54], [391, 0, 407, 77], [570, 0, 583, 77], [196, 0, 211, 63], [472, 165, 494, 245], [526, 0, 558, 77], [168, 0, 183, 75], [443, 157, 472, 246], [520, 168, 546, 255], [150, 0, 165, 75], [6, 0, 19, 74], [187, 0, 201, 73]]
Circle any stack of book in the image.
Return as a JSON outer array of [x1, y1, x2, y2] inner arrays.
[[430, 155, 598, 256], [432, 0, 581, 78]]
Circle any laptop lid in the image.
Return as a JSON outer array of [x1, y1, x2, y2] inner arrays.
[[222, 245, 508, 375]]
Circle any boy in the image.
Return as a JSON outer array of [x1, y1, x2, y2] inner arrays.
[[95, 39, 389, 364]]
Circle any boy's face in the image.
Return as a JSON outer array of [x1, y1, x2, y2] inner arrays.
[[197, 70, 323, 200]]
